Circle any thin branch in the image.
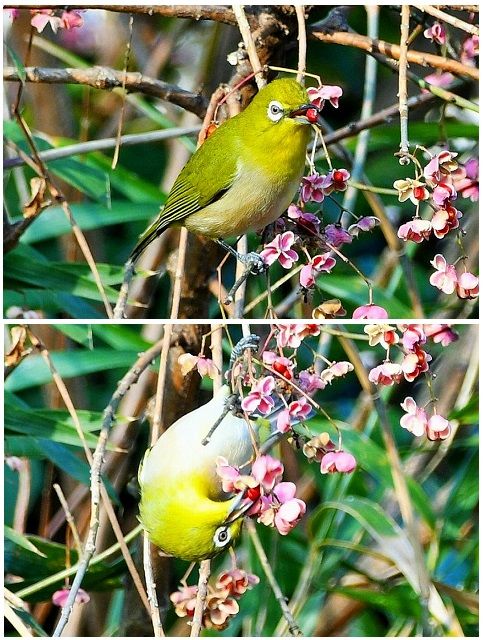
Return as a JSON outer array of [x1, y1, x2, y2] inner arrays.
[[245, 519, 302, 636], [53, 483, 82, 555], [295, 5, 307, 84], [190, 559, 211, 637], [398, 6, 411, 162], [412, 4, 479, 35], [3, 66, 208, 117], [143, 535, 165, 637], [309, 29, 479, 80], [4, 126, 200, 169], [232, 5, 266, 88], [52, 339, 167, 637]]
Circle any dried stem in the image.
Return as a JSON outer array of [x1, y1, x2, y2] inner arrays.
[[398, 6, 411, 163], [53, 484, 82, 555], [245, 519, 302, 636], [111, 13, 134, 169], [295, 6, 307, 84], [52, 339, 166, 637], [232, 4, 265, 88], [190, 559, 211, 637], [3, 66, 208, 117], [412, 4, 479, 36], [143, 535, 165, 637], [309, 29, 479, 80]]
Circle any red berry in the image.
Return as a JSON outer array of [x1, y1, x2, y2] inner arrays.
[[413, 186, 426, 200], [247, 486, 261, 501], [333, 170, 345, 183], [306, 107, 319, 123]]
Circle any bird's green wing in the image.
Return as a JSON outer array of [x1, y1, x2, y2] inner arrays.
[[130, 125, 239, 262]]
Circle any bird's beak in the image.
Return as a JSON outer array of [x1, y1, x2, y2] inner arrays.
[[289, 103, 322, 126], [224, 492, 253, 524]]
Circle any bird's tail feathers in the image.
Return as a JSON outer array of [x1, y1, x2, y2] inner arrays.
[[129, 216, 168, 264]]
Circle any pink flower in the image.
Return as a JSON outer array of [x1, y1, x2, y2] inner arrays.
[[432, 180, 457, 207], [260, 231, 299, 269], [397, 218, 432, 243], [424, 324, 458, 346], [320, 450, 356, 474], [393, 178, 430, 205], [61, 10, 84, 29], [429, 254, 458, 294], [215, 569, 259, 597], [258, 482, 306, 534], [400, 324, 426, 351], [401, 347, 432, 382], [4, 8, 19, 20], [426, 414, 451, 440], [30, 9, 63, 33], [216, 456, 242, 493], [307, 84, 343, 109], [241, 376, 276, 415], [423, 151, 459, 184], [348, 216, 380, 237], [275, 324, 303, 349], [400, 397, 428, 437], [300, 172, 327, 203], [178, 353, 218, 379], [262, 351, 294, 380], [454, 158, 479, 201], [251, 455, 284, 491], [52, 587, 90, 608], [320, 361, 354, 384], [461, 34, 479, 66], [423, 21, 446, 45], [287, 204, 320, 234], [431, 205, 462, 239], [368, 362, 403, 386], [353, 304, 388, 319], [298, 370, 327, 393], [170, 585, 198, 618], [456, 271, 479, 299], [364, 324, 399, 349], [276, 397, 312, 433], [423, 72, 455, 89], [300, 253, 336, 289], [324, 223, 352, 247], [322, 168, 350, 194]]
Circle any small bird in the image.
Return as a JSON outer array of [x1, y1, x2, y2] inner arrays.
[[129, 78, 319, 265], [138, 385, 255, 561]]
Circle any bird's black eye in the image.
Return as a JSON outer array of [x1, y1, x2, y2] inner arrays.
[[213, 526, 231, 547], [267, 100, 284, 122]]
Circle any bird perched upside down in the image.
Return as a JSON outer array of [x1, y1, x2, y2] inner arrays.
[[138, 385, 255, 561], [129, 78, 321, 268]]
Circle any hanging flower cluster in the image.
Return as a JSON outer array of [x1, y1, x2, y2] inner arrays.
[[394, 148, 478, 301], [6, 8, 84, 32], [170, 567, 259, 630], [366, 323, 458, 441]]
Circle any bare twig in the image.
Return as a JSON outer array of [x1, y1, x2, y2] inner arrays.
[[309, 29, 479, 80], [412, 4, 479, 35], [295, 6, 307, 84], [52, 339, 166, 637], [190, 559, 211, 637], [112, 13, 134, 169], [245, 519, 302, 636], [232, 5, 266, 88], [143, 535, 165, 637], [398, 6, 411, 163], [53, 484, 82, 555], [4, 126, 200, 169], [234, 236, 248, 318], [343, 5, 379, 212], [3, 66, 208, 117]]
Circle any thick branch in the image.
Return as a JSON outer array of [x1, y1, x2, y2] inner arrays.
[[309, 28, 479, 80], [3, 66, 208, 118]]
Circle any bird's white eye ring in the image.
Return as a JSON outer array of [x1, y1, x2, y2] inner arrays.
[[267, 100, 284, 122], [213, 525, 231, 547]]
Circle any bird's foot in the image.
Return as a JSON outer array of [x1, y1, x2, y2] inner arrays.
[[224, 254, 267, 305]]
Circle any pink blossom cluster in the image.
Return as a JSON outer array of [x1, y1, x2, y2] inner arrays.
[[170, 568, 259, 630], [423, 32, 478, 86], [366, 323, 457, 440], [303, 433, 356, 474], [6, 9, 84, 33], [216, 454, 307, 536], [394, 150, 478, 300]]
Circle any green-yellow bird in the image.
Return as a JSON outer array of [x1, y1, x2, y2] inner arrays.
[[138, 385, 256, 561], [130, 78, 319, 264]]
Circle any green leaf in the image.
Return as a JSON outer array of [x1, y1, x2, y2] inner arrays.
[[52, 324, 93, 348], [4, 525, 47, 557], [6, 44, 26, 83], [8, 605, 49, 637], [5, 349, 139, 391]]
